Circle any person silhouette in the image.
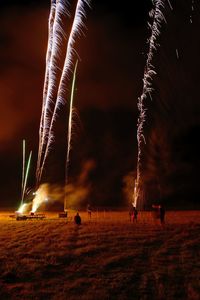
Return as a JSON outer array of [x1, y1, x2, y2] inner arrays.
[[133, 206, 138, 222], [159, 204, 165, 226], [74, 212, 81, 225], [87, 203, 92, 219]]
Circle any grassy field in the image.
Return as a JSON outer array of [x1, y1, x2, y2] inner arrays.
[[0, 210, 199, 300]]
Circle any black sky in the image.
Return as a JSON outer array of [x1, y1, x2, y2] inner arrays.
[[0, 0, 200, 208]]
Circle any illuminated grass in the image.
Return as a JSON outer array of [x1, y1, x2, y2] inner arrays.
[[0, 211, 199, 299]]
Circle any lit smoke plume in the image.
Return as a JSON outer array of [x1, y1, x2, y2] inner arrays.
[[32, 159, 95, 212]]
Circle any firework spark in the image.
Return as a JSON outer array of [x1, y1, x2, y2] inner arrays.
[[190, 0, 195, 24], [176, 48, 179, 59], [64, 60, 78, 210], [32, 185, 49, 213], [57, 0, 91, 106], [17, 203, 30, 215], [36, 0, 56, 185], [167, 0, 173, 10], [37, 0, 70, 183], [21, 139, 26, 202], [38, 0, 90, 183], [21, 150, 32, 206], [33, 63, 78, 213], [136, 0, 167, 209]]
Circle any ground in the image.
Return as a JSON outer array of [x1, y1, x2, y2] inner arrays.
[[0, 211, 199, 300]]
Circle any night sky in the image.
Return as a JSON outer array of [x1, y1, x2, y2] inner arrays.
[[0, 0, 200, 208]]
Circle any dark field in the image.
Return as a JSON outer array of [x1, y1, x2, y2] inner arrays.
[[0, 211, 199, 300]]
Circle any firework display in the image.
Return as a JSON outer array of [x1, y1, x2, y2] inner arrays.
[[37, 0, 90, 184], [136, 0, 170, 209], [17, 1, 90, 215]]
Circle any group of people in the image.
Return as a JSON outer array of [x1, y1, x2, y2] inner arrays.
[[129, 202, 166, 225], [73, 202, 165, 226]]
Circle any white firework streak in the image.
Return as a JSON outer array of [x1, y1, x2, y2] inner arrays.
[[37, 0, 70, 183], [136, 0, 166, 208], [36, 0, 56, 184], [66, 60, 78, 173], [167, 0, 173, 11], [39, 0, 90, 183], [64, 60, 78, 210], [21, 139, 26, 201]]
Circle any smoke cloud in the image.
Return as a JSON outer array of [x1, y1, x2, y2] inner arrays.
[[31, 159, 95, 212]]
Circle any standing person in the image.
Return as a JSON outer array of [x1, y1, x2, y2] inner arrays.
[[129, 202, 135, 222], [129, 207, 133, 222], [74, 212, 81, 225], [152, 204, 160, 224], [87, 203, 92, 219], [64, 209, 68, 219], [133, 206, 138, 222], [159, 204, 165, 226]]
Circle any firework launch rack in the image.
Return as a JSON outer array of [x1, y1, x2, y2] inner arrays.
[[58, 212, 68, 218], [10, 212, 46, 220]]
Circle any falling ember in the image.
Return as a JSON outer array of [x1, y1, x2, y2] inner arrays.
[[136, 0, 167, 209]]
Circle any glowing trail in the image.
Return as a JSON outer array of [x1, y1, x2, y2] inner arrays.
[[39, 0, 90, 183], [190, 0, 195, 24], [42, 0, 69, 146], [176, 48, 179, 59], [136, 0, 166, 208], [57, 0, 91, 106], [43, 0, 56, 111], [32, 185, 48, 213], [37, 0, 56, 184], [64, 60, 78, 211], [32, 59, 77, 213], [21, 139, 26, 202], [37, 0, 70, 183], [17, 203, 29, 215], [21, 151, 32, 206], [167, 0, 173, 10], [66, 61, 78, 172]]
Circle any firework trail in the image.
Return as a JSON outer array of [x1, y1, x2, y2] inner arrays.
[[36, 0, 56, 184], [17, 203, 30, 214], [21, 139, 26, 202], [64, 60, 78, 210], [136, 0, 167, 208], [190, 0, 195, 24], [37, 0, 70, 184], [21, 151, 32, 207], [31, 185, 49, 213], [38, 0, 90, 183], [56, 0, 91, 105], [176, 48, 179, 59], [167, 0, 173, 11]]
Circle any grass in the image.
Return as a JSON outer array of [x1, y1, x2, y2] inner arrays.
[[0, 211, 199, 299]]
